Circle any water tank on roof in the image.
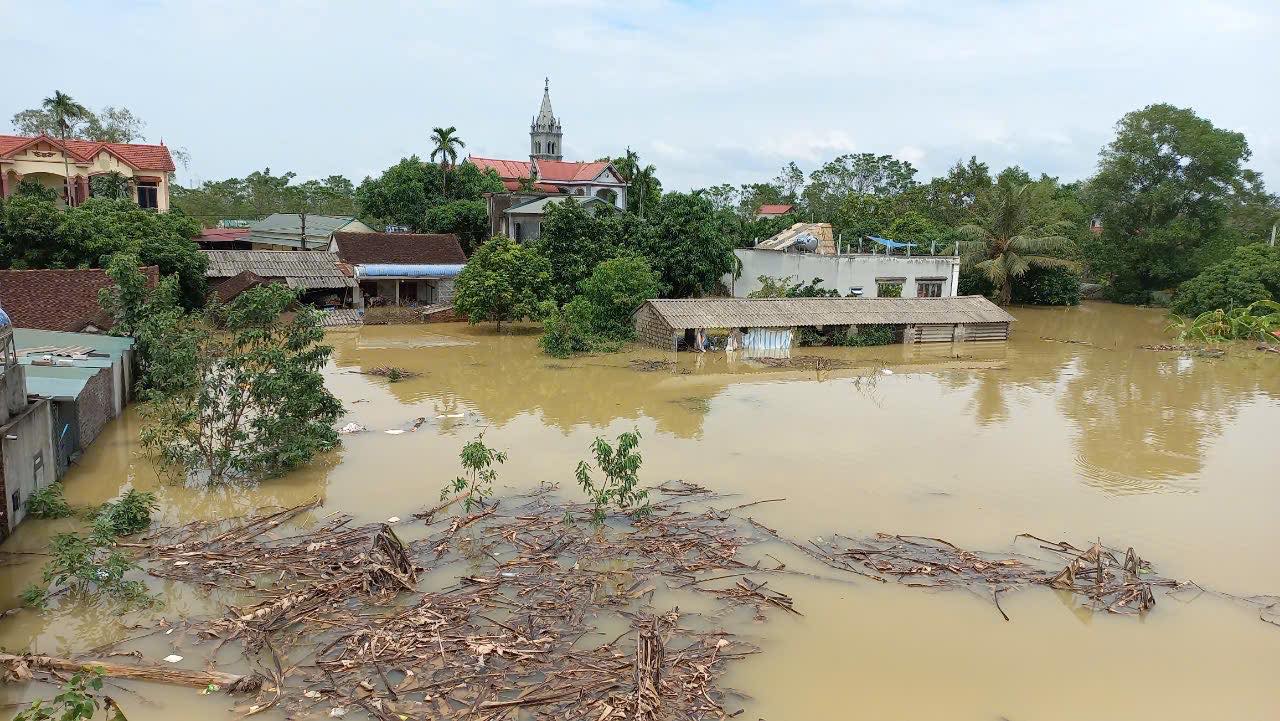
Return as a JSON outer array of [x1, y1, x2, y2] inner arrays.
[[0, 302, 10, 329], [791, 232, 819, 253]]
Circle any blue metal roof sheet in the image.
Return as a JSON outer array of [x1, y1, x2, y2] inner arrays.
[[357, 264, 465, 278]]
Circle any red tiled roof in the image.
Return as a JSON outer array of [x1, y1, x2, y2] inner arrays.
[[0, 266, 159, 332], [331, 232, 467, 265], [535, 159, 612, 183], [467, 156, 533, 180], [199, 227, 251, 242], [757, 204, 795, 215], [0, 134, 176, 172], [500, 179, 561, 192]]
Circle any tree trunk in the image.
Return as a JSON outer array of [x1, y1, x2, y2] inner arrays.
[[0, 653, 260, 693]]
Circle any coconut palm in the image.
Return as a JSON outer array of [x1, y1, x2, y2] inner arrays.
[[430, 126, 465, 195], [957, 182, 1076, 305], [42, 90, 89, 205]]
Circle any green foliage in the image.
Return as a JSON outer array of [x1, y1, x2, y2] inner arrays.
[[534, 197, 623, 305], [958, 179, 1077, 305], [89, 171, 131, 200], [609, 148, 662, 216], [26, 528, 155, 610], [423, 199, 489, 254], [1087, 103, 1255, 296], [13, 669, 123, 721], [442, 432, 507, 512], [1171, 244, 1280, 316], [574, 430, 649, 525], [838, 324, 895, 346], [173, 169, 358, 223], [25, 483, 73, 519], [1011, 266, 1082, 306], [634, 192, 737, 298], [748, 275, 840, 298], [14, 93, 145, 144], [429, 126, 466, 169], [354, 157, 437, 230], [0, 196, 207, 307], [539, 256, 659, 358], [139, 285, 344, 483], [94, 489, 158, 536], [453, 236, 552, 329], [877, 282, 903, 298], [1167, 300, 1280, 344]]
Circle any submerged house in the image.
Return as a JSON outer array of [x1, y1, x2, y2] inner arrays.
[[330, 232, 467, 309], [0, 306, 57, 539], [730, 223, 961, 299], [632, 296, 1016, 351], [202, 250, 356, 305], [16, 330, 135, 477], [497, 195, 613, 243]]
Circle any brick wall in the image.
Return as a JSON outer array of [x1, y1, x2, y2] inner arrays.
[[633, 305, 676, 350], [76, 368, 114, 450]]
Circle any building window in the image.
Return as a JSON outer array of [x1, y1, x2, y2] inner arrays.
[[876, 278, 905, 297], [549, 142, 555, 154], [917, 280, 944, 298], [137, 181, 159, 209], [535, 141, 542, 154]]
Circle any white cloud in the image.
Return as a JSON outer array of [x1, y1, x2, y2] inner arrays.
[[3, 0, 1276, 190]]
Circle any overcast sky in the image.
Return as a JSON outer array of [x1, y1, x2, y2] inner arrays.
[[4, 0, 1277, 191]]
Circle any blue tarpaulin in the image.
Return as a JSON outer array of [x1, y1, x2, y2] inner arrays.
[[866, 235, 916, 249]]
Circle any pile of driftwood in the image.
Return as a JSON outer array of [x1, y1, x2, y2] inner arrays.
[[750, 520, 1183, 621], [59, 485, 788, 719]]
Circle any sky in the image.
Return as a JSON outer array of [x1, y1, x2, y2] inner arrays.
[[4, 0, 1278, 192]]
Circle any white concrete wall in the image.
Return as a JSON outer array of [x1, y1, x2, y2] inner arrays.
[[726, 250, 962, 298]]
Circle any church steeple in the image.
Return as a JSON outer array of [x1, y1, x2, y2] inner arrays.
[[530, 77, 563, 162]]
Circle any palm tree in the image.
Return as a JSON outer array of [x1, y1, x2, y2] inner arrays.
[[42, 90, 89, 206], [957, 182, 1076, 305], [430, 126, 466, 194]]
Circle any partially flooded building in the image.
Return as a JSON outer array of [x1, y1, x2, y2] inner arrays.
[[632, 296, 1015, 351], [0, 306, 57, 539]]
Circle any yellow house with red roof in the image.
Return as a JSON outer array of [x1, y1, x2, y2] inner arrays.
[[0, 134, 176, 211]]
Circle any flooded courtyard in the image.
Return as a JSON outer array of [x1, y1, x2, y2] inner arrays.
[[2, 301, 1278, 720]]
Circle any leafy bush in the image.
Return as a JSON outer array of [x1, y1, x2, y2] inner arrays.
[[25, 530, 155, 610], [574, 430, 649, 525], [26, 483, 73, 519], [13, 669, 112, 721], [441, 432, 507, 512], [748, 275, 839, 298], [539, 256, 659, 357], [1172, 244, 1280, 317], [838, 324, 895, 346], [453, 236, 553, 329], [1011, 266, 1082, 305], [1167, 300, 1280, 344], [94, 489, 158, 536]]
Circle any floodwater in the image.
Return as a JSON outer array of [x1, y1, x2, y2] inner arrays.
[[2, 302, 1278, 720]]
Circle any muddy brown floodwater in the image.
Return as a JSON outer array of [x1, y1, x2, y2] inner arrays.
[[2, 302, 1278, 720]]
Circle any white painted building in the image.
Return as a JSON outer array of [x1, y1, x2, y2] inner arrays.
[[726, 248, 961, 299]]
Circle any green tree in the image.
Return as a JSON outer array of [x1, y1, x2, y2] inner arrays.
[[354, 157, 436, 230], [424, 199, 490, 254], [1171, 243, 1280, 316], [452, 236, 552, 329], [574, 430, 648, 525], [803, 153, 919, 221], [430, 125, 466, 195], [631, 192, 736, 298], [958, 180, 1077, 305], [139, 285, 344, 483], [533, 197, 621, 305], [609, 148, 661, 216], [1086, 103, 1254, 301], [41, 90, 90, 205]]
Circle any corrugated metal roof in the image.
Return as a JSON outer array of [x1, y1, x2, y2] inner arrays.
[[249, 213, 356, 234], [202, 251, 355, 288], [24, 365, 102, 401], [635, 296, 1016, 329]]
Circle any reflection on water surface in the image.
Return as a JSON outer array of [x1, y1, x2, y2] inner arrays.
[[2, 302, 1277, 720]]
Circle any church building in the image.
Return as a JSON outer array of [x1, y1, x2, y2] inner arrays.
[[468, 80, 628, 211]]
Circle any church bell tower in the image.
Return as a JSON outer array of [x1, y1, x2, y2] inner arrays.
[[530, 78, 563, 162]]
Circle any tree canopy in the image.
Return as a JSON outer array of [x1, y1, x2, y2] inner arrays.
[[452, 236, 552, 329]]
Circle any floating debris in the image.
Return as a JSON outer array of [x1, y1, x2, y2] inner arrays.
[[358, 366, 422, 382], [337, 422, 366, 435]]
